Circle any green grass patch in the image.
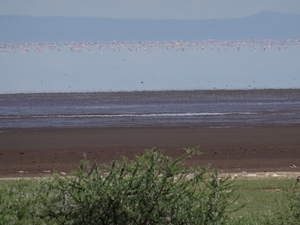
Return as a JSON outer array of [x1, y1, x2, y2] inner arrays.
[[231, 179, 297, 224]]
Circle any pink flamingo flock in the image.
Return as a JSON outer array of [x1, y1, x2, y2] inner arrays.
[[0, 39, 299, 55]]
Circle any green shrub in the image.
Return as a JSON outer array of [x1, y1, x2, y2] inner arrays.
[[0, 148, 241, 225]]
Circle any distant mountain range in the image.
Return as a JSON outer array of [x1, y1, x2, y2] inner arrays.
[[1, 11, 299, 43]]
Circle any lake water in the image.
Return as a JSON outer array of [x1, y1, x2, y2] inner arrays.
[[1, 89, 300, 129]]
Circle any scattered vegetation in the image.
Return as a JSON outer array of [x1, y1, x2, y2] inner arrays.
[[1, 148, 300, 224]]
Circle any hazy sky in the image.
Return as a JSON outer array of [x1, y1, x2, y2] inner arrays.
[[1, 0, 300, 19], [1, 1, 300, 93]]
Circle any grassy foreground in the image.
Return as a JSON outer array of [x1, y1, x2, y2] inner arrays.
[[1, 148, 300, 225], [232, 179, 299, 224]]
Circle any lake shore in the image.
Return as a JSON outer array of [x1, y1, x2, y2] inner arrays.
[[1, 126, 300, 178]]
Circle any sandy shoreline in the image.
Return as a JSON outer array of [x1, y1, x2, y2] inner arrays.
[[1, 126, 300, 178]]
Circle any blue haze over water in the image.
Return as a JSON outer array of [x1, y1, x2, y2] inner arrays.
[[1, 12, 300, 94], [1, 40, 300, 93], [1, 12, 300, 129]]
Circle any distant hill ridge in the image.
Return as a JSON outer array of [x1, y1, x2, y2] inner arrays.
[[1, 11, 300, 42]]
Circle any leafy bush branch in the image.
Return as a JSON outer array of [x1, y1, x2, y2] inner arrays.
[[0, 147, 241, 225]]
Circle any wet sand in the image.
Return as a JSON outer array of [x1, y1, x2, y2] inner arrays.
[[0, 126, 300, 178]]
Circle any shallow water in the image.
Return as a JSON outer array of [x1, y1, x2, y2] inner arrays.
[[0, 89, 300, 129]]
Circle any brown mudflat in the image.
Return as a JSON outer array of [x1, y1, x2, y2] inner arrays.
[[0, 126, 300, 178]]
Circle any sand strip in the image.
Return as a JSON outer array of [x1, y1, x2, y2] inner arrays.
[[0, 126, 300, 178]]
